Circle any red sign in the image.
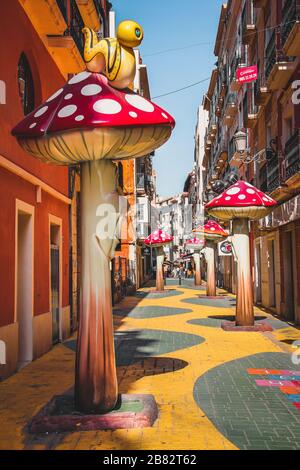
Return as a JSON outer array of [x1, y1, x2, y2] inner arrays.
[[236, 65, 258, 84]]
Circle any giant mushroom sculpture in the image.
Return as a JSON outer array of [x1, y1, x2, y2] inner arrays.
[[144, 230, 173, 292], [206, 181, 276, 327], [193, 220, 228, 297], [12, 72, 175, 413], [185, 237, 205, 286]]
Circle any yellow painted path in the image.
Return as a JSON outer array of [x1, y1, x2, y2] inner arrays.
[[0, 284, 298, 450]]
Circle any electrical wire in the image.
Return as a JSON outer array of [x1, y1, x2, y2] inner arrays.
[[152, 77, 210, 99], [143, 19, 297, 58]]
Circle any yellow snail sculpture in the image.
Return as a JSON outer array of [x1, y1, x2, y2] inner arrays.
[[82, 20, 144, 90]]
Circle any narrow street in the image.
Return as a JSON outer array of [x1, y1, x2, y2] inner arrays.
[[1, 280, 299, 451]]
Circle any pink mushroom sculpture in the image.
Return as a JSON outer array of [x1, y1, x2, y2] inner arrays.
[[206, 181, 276, 327], [144, 230, 173, 291], [193, 220, 228, 297], [185, 237, 205, 286], [12, 72, 175, 414]]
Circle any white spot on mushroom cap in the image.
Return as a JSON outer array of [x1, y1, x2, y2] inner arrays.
[[75, 115, 84, 121], [93, 99, 122, 115], [226, 187, 240, 196], [238, 194, 246, 200], [46, 88, 63, 102], [29, 122, 36, 128], [225, 196, 231, 201], [162, 112, 168, 119], [64, 93, 73, 100], [68, 71, 91, 85], [34, 106, 48, 118], [125, 94, 155, 113], [81, 84, 102, 96], [246, 188, 255, 195], [129, 111, 138, 118], [58, 104, 77, 118]]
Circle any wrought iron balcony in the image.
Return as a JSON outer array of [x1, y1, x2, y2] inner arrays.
[[242, 0, 256, 46], [55, 0, 85, 57], [136, 222, 150, 240], [243, 91, 259, 129], [254, 71, 271, 106], [285, 130, 300, 180], [267, 156, 280, 192], [282, 0, 300, 56], [136, 173, 145, 192], [223, 92, 238, 125], [265, 29, 295, 90]]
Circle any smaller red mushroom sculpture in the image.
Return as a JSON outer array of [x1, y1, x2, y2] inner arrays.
[[193, 220, 228, 297], [206, 181, 276, 326], [185, 237, 205, 286], [144, 230, 173, 292]]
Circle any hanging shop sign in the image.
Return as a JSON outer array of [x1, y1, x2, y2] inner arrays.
[[218, 240, 233, 256], [236, 65, 258, 84]]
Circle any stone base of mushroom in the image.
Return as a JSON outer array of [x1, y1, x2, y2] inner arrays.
[[232, 218, 254, 327], [193, 252, 202, 286], [155, 246, 165, 292], [205, 241, 216, 297], [75, 160, 119, 413]]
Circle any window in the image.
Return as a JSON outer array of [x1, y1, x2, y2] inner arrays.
[[18, 53, 35, 115]]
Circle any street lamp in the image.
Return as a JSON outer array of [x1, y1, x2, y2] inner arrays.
[[232, 130, 277, 164]]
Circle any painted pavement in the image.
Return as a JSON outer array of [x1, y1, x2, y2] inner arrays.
[[0, 283, 299, 450]]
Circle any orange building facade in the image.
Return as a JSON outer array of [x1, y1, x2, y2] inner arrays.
[[0, 0, 111, 378]]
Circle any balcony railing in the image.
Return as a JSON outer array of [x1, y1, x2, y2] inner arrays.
[[282, 0, 300, 46], [136, 173, 145, 191], [136, 222, 150, 239], [242, 0, 256, 45], [285, 130, 300, 180], [56, 0, 85, 56], [267, 156, 280, 192], [265, 31, 277, 79]]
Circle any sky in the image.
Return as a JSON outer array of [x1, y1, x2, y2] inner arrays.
[[112, 0, 224, 198]]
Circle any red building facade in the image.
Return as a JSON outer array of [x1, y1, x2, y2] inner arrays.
[[0, 1, 73, 378]]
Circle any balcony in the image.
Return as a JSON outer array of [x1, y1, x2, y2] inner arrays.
[[136, 173, 146, 193], [243, 92, 259, 129], [284, 130, 300, 189], [254, 73, 271, 106], [222, 92, 238, 126], [136, 222, 150, 240], [242, 1, 257, 46], [282, 0, 300, 56], [77, 0, 106, 33], [208, 118, 217, 141], [265, 30, 295, 90], [267, 156, 280, 192]]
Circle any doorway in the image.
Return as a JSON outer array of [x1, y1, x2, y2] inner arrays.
[[49, 219, 62, 344], [268, 239, 276, 308], [15, 201, 34, 369], [283, 231, 295, 321]]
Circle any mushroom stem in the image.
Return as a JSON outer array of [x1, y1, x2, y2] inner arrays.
[[232, 218, 254, 327], [75, 159, 119, 413], [205, 240, 216, 297], [193, 252, 202, 286], [155, 246, 165, 291]]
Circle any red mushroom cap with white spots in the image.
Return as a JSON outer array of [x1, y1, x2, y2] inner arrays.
[[193, 220, 228, 241], [11, 72, 175, 165], [205, 181, 277, 221], [185, 237, 205, 251], [144, 230, 173, 248]]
